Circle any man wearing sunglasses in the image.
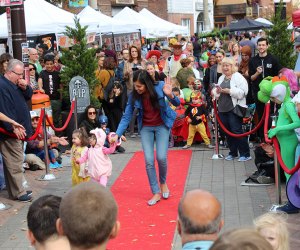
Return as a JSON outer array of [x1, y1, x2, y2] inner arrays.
[[0, 59, 33, 202]]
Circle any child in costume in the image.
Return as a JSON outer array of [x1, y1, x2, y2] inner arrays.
[[99, 114, 126, 152], [258, 76, 300, 213], [76, 128, 117, 187], [182, 91, 213, 149], [71, 128, 90, 186]]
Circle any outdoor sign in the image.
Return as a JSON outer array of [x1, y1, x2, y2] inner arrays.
[[116, 0, 134, 4], [69, 76, 90, 113], [21, 42, 29, 63], [0, 0, 23, 6], [6, 7, 13, 56], [69, 0, 88, 8]]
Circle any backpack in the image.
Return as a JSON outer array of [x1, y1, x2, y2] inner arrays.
[[103, 70, 117, 102], [95, 70, 119, 102]]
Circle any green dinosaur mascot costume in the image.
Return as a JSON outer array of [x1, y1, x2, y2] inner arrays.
[[258, 76, 300, 213]]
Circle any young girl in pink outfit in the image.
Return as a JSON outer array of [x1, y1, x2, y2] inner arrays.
[[76, 128, 117, 187]]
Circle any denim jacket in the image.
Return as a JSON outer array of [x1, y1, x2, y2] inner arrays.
[[116, 81, 180, 137]]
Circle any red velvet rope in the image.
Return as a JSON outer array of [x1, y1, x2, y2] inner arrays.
[[213, 101, 265, 138], [46, 100, 75, 132], [0, 109, 45, 141], [272, 137, 300, 175]]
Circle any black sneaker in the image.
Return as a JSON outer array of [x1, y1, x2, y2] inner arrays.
[[117, 146, 125, 153], [276, 202, 299, 214], [18, 193, 33, 202], [27, 190, 33, 196]]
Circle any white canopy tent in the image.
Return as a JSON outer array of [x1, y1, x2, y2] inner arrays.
[[113, 7, 175, 38], [254, 18, 273, 26], [0, 0, 75, 38], [139, 8, 189, 37], [77, 6, 139, 34]]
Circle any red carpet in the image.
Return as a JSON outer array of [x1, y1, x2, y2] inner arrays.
[[108, 150, 192, 250]]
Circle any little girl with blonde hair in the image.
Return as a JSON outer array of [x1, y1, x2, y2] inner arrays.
[[254, 212, 289, 250]]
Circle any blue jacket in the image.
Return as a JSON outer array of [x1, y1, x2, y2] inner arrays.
[[116, 81, 180, 137]]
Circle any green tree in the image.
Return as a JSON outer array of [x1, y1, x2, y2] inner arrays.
[[60, 17, 99, 108], [266, 1, 296, 69]]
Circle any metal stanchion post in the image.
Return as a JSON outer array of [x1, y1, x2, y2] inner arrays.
[[38, 108, 55, 181], [0, 202, 11, 211], [211, 107, 224, 160], [74, 97, 78, 130], [269, 115, 282, 211]]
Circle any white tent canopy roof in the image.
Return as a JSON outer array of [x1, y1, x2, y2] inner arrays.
[[77, 6, 139, 34], [139, 8, 189, 36], [255, 18, 273, 26], [0, 0, 75, 38], [113, 7, 176, 38]]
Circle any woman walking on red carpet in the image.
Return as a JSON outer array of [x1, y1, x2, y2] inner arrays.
[[115, 70, 180, 206]]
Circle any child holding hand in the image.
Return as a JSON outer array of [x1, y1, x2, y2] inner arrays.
[[76, 128, 117, 187], [71, 128, 90, 186]]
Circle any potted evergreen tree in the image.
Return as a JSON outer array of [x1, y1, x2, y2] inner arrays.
[[59, 17, 99, 142]]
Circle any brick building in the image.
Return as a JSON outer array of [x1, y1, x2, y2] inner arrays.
[[65, 0, 168, 19], [214, 0, 293, 28]]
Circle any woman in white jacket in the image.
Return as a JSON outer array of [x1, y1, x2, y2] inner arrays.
[[212, 57, 251, 162]]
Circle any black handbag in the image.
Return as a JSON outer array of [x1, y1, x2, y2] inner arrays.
[[232, 104, 247, 118]]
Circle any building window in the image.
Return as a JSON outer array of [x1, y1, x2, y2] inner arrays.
[[214, 16, 226, 29], [181, 18, 190, 31]]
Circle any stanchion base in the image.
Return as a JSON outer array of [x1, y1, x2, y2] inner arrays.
[[211, 154, 224, 160], [0, 202, 12, 211], [38, 173, 56, 181], [269, 204, 282, 212]]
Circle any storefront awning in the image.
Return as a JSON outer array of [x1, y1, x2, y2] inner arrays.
[[215, 0, 246, 5]]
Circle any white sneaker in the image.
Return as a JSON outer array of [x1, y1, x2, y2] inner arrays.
[[238, 156, 252, 162], [182, 145, 191, 149]]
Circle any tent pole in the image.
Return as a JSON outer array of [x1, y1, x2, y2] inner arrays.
[[111, 32, 116, 51], [55, 34, 59, 52], [99, 32, 102, 47]]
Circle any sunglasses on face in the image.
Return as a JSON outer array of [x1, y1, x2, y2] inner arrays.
[[88, 111, 96, 115], [29, 68, 35, 71], [31, 117, 39, 122]]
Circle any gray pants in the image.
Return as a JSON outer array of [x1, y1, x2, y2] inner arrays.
[[0, 138, 26, 199], [25, 154, 45, 170]]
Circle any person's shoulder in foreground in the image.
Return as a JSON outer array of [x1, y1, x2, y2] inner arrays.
[[27, 194, 70, 250], [177, 189, 223, 250], [56, 182, 120, 250]]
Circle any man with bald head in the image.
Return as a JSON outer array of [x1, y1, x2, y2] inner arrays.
[[177, 189, 223, 250], [29, 48, 42, 73]]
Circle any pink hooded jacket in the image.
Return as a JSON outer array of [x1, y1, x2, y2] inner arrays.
[[78, 128, 116, 181]]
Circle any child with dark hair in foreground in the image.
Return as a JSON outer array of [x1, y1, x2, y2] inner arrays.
[[27, 195, 70, 250], [57, 182, 120, 250]]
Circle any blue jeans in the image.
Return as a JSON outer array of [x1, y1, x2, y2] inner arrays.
[[34, 148, 56, 162], [219, 111, 250, 157], [140, 125, 170, 194]]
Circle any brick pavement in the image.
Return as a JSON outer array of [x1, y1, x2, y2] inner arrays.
[[0, 138, 299, 250]]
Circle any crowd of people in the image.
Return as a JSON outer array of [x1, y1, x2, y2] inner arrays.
[[0, 29, 299, 249]]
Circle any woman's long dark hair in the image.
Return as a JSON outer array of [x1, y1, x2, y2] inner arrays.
[[132, 70, 159, 109], [29, 63, 39, 81]]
